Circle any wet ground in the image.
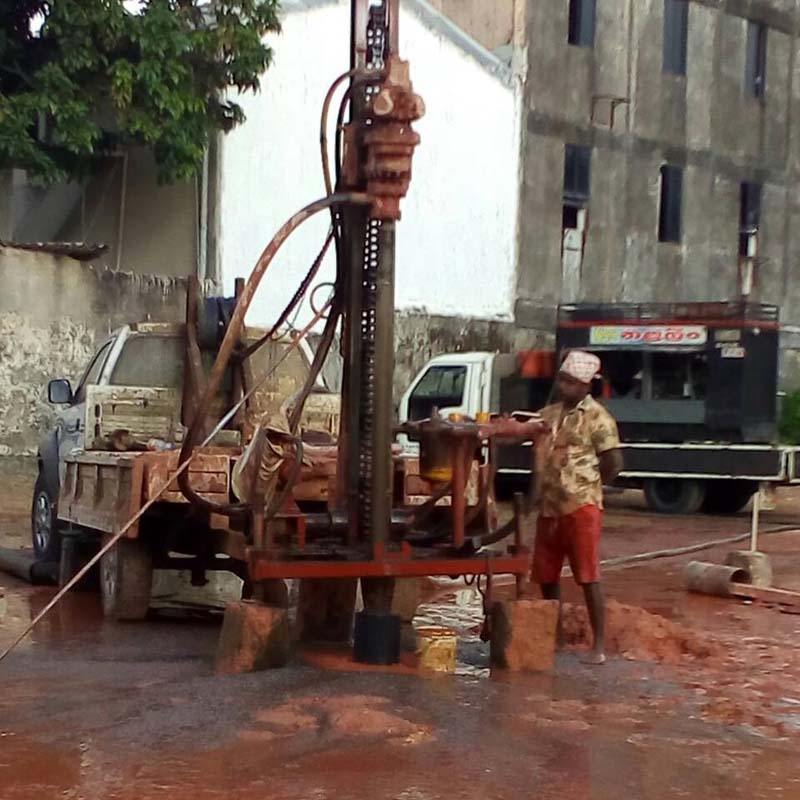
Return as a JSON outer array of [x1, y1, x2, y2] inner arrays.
[[2, 458, 800, 799]]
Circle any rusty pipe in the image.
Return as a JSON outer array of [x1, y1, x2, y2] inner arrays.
[[450, 440, 467, 549], [387, 0, 400, 54], [178, 192, 370, 512]]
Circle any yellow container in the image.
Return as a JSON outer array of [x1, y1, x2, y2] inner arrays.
[[416, 626, 457, 673]]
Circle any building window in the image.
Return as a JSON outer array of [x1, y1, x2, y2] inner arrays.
[[658, 165, 682, 243], [663, 0, 688, 75], [739, 182, 761, 257], [745, 21, 767, 98], [568, 0, 596, 47], [564, 144, 591, 210]]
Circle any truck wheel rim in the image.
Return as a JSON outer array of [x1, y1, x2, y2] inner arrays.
[[34, 493, 51, 553]]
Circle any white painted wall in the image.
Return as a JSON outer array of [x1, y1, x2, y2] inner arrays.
[[219, 0, 520, 329]]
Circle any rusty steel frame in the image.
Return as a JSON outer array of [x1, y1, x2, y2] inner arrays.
[[247, 553, 530, 581]]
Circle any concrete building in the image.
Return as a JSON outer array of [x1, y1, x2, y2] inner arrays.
[[219, 0, 800, 386], [2, 149, 199, 279], [508, 0, 800, 383]]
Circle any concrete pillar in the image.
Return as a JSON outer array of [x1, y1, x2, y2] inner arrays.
[[725, 550, 773, 588]]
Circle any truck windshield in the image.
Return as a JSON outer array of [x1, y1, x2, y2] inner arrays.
[[110, 335, 185, 388], [110, 334, 311, 400], [408, 365, 466, 420], [598, 350, 707, 400]]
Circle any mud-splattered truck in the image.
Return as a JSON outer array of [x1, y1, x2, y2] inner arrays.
[[31, 287, 341, 620]]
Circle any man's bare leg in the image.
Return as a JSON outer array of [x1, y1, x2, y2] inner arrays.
[[540, 582, 564, 647], [581, 582, 605, 664]]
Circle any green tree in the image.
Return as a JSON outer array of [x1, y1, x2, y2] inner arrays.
[[0, 0, 280, 183]]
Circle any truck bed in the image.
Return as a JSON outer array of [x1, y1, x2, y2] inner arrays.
[[58, 449, 235, 536]]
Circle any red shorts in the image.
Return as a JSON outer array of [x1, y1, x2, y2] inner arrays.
[[533, 505, 602, 585]]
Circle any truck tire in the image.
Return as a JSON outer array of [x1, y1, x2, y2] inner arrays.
[[101, 537, 153, 621], [643, 478, 706, 515], [31, 473, 61, 563], [701, 480, 756, 515]]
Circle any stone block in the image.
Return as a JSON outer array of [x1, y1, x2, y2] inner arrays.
[[490, 599, 559, 672], [725, 550, 773, 588], [215, 600, 291, 674]]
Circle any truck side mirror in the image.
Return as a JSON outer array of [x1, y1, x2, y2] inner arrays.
[[48, 379, 73, 404]]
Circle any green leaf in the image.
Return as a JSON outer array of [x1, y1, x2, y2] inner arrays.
[[0, 0, 281, 183]]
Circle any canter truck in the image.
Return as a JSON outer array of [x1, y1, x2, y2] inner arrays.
[[398, 302, 800, 515]]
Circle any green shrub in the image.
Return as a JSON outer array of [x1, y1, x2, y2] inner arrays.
[[779, 391, 800, 444]]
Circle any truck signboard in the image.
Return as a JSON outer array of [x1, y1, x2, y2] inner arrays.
[[589, 325, 707, 347]]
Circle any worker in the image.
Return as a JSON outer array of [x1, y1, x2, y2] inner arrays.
[[532, 350, 623, 665]]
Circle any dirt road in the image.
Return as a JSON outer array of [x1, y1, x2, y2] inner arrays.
[[2, 468, 800, 799]]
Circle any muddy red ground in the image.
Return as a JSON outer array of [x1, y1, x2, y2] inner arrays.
[[1, 459, 800, 799]]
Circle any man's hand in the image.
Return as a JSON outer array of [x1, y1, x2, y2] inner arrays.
[[599, 448, 623, 485]]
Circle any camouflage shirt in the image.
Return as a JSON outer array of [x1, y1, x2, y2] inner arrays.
[[536, 395, 620, 518]]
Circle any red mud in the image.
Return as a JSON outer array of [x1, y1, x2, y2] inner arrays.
[[561, 600, 724, 664], [299, 644, 420, 674], [243, 693, 432, 742]]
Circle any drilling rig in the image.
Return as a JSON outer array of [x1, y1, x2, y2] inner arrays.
[[176, 0, 534, 663]]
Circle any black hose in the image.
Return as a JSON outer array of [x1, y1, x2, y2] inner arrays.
[[240, 230, 334, 360]]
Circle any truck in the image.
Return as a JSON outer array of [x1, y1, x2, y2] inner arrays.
[[398, 302, 800, 515], [31, 304, 340, 619]]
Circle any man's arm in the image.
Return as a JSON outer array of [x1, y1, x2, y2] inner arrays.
[[599, 448, 623, 485], [479, 416, 550, 443]]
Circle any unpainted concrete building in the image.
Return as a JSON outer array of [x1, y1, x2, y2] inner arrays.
[[510, 0, 800, 384]]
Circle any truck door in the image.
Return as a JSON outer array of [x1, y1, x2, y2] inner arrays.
[[57, 339, 115, 472]]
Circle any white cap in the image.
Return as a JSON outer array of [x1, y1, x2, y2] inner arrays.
[[560, 351, 601, 384]]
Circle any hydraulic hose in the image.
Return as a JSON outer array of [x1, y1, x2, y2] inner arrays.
[[178, 192, 371, 513]]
